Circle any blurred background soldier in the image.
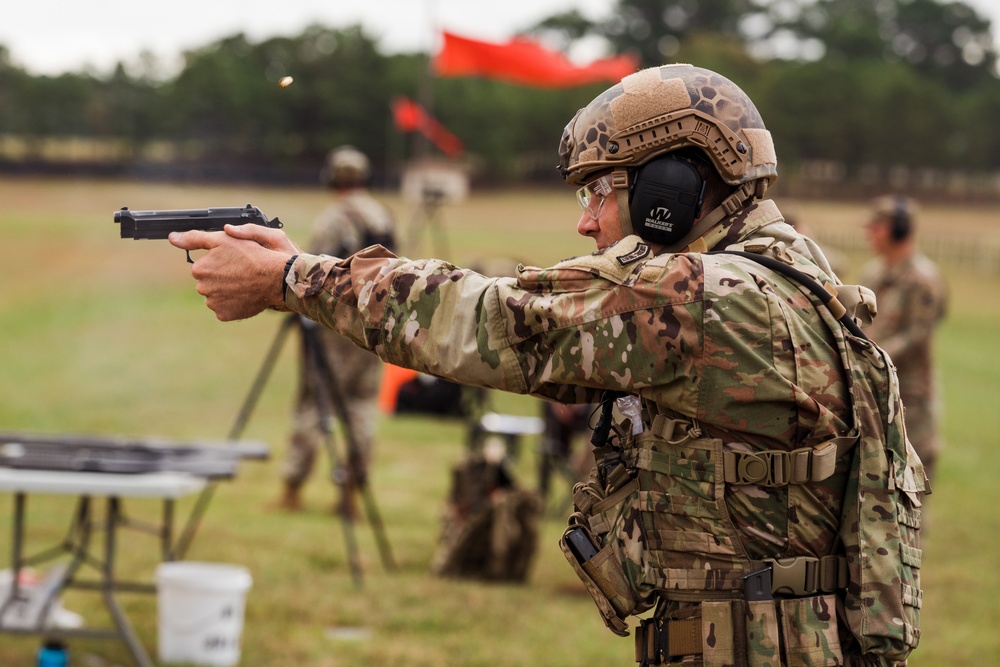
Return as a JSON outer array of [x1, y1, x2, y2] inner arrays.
[[537, 401, 592, 502], [861, 195, 948, 495], [278, 146, 397, 514]]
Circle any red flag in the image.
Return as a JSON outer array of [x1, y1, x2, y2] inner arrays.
[[391, 97, 464, 158], [434, 31, 637, 88]]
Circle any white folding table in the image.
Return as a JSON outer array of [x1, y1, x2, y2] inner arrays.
[[0, 468, 208, 667]]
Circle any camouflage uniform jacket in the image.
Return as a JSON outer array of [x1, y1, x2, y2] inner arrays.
[[285, 199, 850, 561], [860, 252, 947, 464], [285, 198, 930, 664]]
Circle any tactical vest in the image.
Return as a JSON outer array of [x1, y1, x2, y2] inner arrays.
[[560, 246, 926, 667], [323, 200, 397, 259]]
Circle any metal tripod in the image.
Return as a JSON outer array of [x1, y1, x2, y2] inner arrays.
[[225, 314, 396, 586], [405, 187, 450, 258]]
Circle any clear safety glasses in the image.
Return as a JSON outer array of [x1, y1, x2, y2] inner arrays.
[[576, 174, 614, 221]]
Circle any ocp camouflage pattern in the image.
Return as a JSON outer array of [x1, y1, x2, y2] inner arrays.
[[558, 64, 777, 189], [285, 198, 924, 665]]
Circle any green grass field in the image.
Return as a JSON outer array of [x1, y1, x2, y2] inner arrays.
[[0, 176, 998, 666]]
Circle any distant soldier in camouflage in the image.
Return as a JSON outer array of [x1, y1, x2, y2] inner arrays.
[[279, 146, 396, 513], [172, 65, 926, 666], [861, 196, 947, 492]]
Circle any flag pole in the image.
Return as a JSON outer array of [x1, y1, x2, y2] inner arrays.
[[414, 0, 439, 161]]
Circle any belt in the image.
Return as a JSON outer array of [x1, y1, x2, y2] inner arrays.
[[635, 617, 702, 666], [753, 555, 849, 597]]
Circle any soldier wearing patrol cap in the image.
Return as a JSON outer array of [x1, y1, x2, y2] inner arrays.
[[861, 195, 947, 504], [279, 145, 397, 514], [171, 64, 925, 666]]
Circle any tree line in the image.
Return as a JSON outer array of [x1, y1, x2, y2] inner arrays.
[[1, 0, 998, 197]]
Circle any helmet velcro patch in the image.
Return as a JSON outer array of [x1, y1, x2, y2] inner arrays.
[[579, 147, 600, 164], [612, 70, 691, 130], [743, 128, 776, 167]]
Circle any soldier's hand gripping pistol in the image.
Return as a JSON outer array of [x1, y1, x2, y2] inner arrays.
[[115, 204, 283, 262]]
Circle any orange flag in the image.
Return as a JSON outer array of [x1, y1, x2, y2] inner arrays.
[[434, 31, 637, 88], [378, 364, 419, 414], [391, 97, 465, 158]]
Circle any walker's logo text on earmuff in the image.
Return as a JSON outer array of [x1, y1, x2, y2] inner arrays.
[[644, 206, 674, 232]]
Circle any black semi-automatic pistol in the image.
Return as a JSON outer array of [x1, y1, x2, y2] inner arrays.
[[115, 204, 283, 262]]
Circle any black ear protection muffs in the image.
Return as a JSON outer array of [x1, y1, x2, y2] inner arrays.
[[629, 155, 707, 245], [890, 197, 912, 242]]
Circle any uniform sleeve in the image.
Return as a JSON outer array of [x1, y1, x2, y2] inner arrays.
[[283, 247, 523, 389], [283, 240, 705, 407]]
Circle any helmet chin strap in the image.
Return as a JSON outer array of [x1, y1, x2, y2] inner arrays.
[[669, 180, 764, 252]]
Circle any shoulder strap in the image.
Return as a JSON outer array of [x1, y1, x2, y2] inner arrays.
[[711, 250, 869, 340]]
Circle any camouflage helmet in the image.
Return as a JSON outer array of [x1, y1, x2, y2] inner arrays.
[[870, 194, 917, 241], [557, 64, 777, 191], [322, 145, 371, 188], [870, 194, 917, 221]]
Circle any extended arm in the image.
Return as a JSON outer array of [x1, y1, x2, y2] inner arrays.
[[170, 226, 702, 406], [282, 242, 704, 408]]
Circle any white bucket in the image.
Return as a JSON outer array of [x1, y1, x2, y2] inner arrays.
[[155, 562, 253, 667]]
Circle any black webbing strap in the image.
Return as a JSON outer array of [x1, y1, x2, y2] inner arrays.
[[591, 390, 623, 447], [711, 250, 869, 341]]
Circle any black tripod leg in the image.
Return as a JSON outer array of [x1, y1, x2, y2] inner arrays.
[[300, 320, 367, 587], [336, 493, 365, 588], [325, 438, 364, 588], [302, 318, 397, 575], [315, 405, 365, 588], [176, 315, 296, 558], [359, 484, 396, 571], [229, 314, 298, 441], [428, 204, 450, 259]]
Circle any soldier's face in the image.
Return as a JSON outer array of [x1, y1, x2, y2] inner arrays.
[[576, 176, 624, 250], [866, 217, 892, 255]]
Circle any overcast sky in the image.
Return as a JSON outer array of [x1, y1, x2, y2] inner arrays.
[[0, 0, 612, 76], [3, 0, 1000, 77]]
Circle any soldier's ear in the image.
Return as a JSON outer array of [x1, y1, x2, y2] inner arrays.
[[890, 198, 912, 241]]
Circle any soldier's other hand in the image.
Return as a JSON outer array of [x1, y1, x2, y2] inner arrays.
[[223, 223, 301, 254], [169, 229, 291, 322]]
